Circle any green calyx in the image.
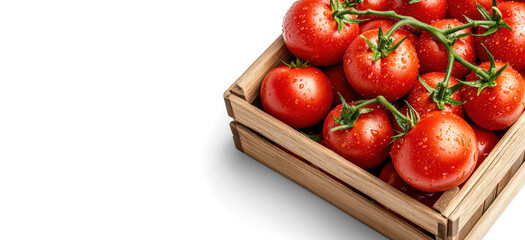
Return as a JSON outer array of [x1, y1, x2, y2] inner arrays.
[[409, 0, 421, 4], [328, 95, 420, 144], [330, 94, 373, 132], [467, 0, 512, 37], [361, 27, 409, 61], [390, 101, 420, 143], [331, 0, 367, 32], [418, 76, 465, 110], [282, 58, 310, 68], [458, 44, 507, 95], [302, 132, 323, 142]]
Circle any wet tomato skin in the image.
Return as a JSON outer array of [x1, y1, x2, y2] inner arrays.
[[406, 72, 464, 119], [260, 65, 333, 129], [356, 0, 390, 20], [323, 103, 393, 169], [417, 19, 476, 79], [343, 29, 419, 102], [283, 0, 360, 66], [391, 111, 478, 192], [471, 124, 500, 171], [379, 162, 442, 207], [447, 0, 503, 23], [388, 0, 447, 34], [388, 0, 446, 24], [461, 62, 525, 130], [475, 2, 525, 72], [360, 20, 394, 34], [323, 63, 362, 105]]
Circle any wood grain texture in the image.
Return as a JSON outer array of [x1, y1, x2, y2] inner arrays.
[[465, 160, 525, 240], [229, 122, 242, 152], [231, 122, 433, 240], [227, 94, 447, 237], [497, 153, 524, 194], [454, 206, 483, 240], [483, 188, 497, 212], [433, 187, 459, 214], [231, 35, 292, 103], [223, 78, 243, 118]]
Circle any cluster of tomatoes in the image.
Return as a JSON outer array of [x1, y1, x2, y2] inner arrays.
[[260, 0, 525, 207]]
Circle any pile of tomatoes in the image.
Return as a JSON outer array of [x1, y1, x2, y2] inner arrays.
[[260, 0, 525, 207]]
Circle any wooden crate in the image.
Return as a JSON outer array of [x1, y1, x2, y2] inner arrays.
[[223, 35, 525, 240]]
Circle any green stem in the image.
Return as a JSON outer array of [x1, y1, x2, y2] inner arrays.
[[443, 49, 455, 86], [351, 98, 378, 110], [348, 9, 445, 34], [330, 95, 414, 132], [452, 51, 491, 80], [437, 49, 456, 100], [384, 19, 411, 39], [347, 8, 496, 82], [443, 21, 496, 35], [376, 96, 411, 125], [345, 7, 505, 104]]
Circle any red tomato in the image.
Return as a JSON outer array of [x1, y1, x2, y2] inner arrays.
[[447, 0, 503, 23], [260, 64, 333, 129], [379, 162, 442, 207], [471, 124, 500, 170], [521, 70, 525, 78], [475, 2, 525, 72], [417, 19, 476, 79], [343, 29, 419, 101], [323, 103, 393, 169], [406, 72, 464, 118], [388, 0, 447, 33], [461, 62, 525, 130], [360, 20, 394, 33], [283, 0, 360, 66], [356, 0, 390, 20], [359, 20, 418, 46], [391, 111, 478, 192], [323, 63, 362, 105]]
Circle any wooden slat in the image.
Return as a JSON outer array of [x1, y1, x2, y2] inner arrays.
[[483, 188, 498, 212], [231, 35, 292, 103], [433, 187, 459, 214], [229, 122, 242, 151], [451, 206, 483, 240], [497, 152, 524, 194], [227, 94, 447, 237], [465, 160, 525, 240], [447, 113, 525, 237], [232, 122, 432, 240]]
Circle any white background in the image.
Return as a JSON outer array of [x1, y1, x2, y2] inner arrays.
[[0, 0, 523, 239]]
